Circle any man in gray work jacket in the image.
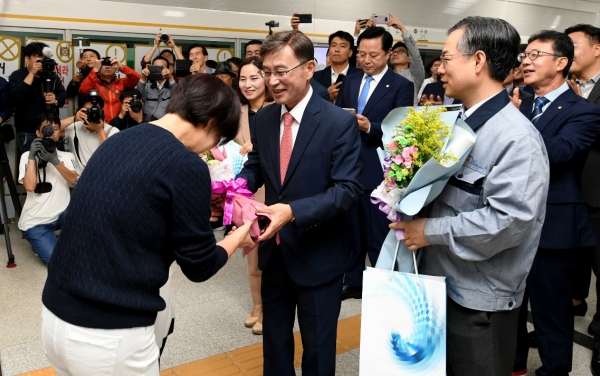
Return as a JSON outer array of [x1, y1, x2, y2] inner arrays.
[[392, 17, 550, 376], [137, 56, 177, 122]]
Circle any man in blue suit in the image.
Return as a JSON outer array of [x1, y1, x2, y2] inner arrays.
[[335, 26, 414, 299], [312, 30, 362, 103], [237, 30, 363, 376], [513, 30, 600, 376]]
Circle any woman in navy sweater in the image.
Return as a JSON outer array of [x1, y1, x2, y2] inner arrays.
[[41, 74, 255, 375]]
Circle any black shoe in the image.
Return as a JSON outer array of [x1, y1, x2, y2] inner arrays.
[[592, 344, 600, 376], [341, 285, 362, 301], [590, 322, 595, 336], [574, 300, 588, 317], [528, 331, 538, 348]]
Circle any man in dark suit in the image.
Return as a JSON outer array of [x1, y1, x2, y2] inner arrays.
[[237, 30, 362, 376], [565, 23, 600, 375], [335, 26, 414, 300], [312, 30, 362, 103], [513, 30, 600, 376]]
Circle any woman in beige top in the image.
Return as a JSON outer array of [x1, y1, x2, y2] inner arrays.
[[235, 57, 273, 335]]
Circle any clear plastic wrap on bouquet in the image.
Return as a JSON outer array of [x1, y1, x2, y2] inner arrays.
[[371, 106, 477, 272]]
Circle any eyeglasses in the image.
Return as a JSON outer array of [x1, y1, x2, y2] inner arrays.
[[391, 50, 408, 56], [518, 49, 561, 62], [440, 53, 473, 67], [259, 61, 307, 79]]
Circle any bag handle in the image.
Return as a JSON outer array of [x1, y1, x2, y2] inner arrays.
[[389, 240, 420, 284]]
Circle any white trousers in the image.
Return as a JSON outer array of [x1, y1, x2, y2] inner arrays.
[[42, 306, 160, 376]]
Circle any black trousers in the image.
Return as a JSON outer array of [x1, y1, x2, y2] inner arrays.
[[515, 248, 576, 376], [261, 247, 343, 376], [446, 298, 520, 376], [587, 209, 600, 339], [343, 189, 389, 287]]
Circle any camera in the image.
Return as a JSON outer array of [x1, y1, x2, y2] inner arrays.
[[41, 58, 57, 76], [129, 95, 142, 113], [160, 34, 170, 43], [85, 89, 104, 123], [101, 57, 113, 66], [265, 20, 279, 28], [40, 123, 57, 153]]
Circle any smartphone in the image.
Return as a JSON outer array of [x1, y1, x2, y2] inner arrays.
[[343, 108, 356, 115], [297, 14, 312, 23], [148, 65, 163, 81], [335, 74, 346, 85], [372, 14, 390, 25], [358, 19, 368, 29]]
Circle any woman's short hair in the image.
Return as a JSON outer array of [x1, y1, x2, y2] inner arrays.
[[166, 74, 241, 144], [236, 57, 274, 105]]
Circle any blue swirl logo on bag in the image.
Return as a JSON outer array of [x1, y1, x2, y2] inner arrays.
[[360, 268, 446, 375]]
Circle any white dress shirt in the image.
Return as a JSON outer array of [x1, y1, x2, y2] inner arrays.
[[331, 64, 350, 86], [280, 86, 314, 147], [532, 81, 569, 115]]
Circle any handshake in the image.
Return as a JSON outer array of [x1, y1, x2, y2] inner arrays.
[[28, 130, 60, 167]]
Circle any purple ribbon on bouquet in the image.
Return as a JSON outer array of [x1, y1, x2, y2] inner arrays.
[[370, 197, 404, 241], [211, 178, 254, 225]]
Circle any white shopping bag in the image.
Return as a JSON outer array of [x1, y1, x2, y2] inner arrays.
[[360, 249, 447, 375]]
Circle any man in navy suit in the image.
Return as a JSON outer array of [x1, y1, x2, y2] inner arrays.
[[237, 30, 362, 376], [513, 30, 600, 376], [335, 26, 414, 299], [312, 30, 362, 103]]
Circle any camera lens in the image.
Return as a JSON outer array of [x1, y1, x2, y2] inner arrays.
[[160, 34, 169, 43]]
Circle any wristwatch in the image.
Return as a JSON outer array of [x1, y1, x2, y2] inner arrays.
[[54, 100, 58, 106]]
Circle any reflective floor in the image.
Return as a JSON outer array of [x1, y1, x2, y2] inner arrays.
[[0, 223, 595, 375]]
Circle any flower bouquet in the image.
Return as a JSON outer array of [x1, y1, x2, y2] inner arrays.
[[201, 143, 270, 256], [370, 105, 476, 272]]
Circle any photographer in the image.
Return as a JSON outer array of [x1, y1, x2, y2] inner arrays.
[[79, 56, 141, 124], [18, 113, 79, 264], [66, 49, 100, 98], [9, 42, 66, 154], [141, 33, 184, 83], [110, 88, 144, 131], [137, 56, 177, 121], [61, 93, 119, 171]]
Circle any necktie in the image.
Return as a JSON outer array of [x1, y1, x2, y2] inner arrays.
[[531, 97, 550, 125], [280, 112, 294, 184], [357, 75, 374, 115]]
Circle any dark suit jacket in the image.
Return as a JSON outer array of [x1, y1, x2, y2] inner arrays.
[[0, 77, 13, 123], [313, 65, 362, 88], [507, 85, 533, 100], [310, 78, 330, 102], [335, 69, 414, 189], [583, 82, 600, 208], [238, 91, 363, 286], [520, 87, 600, 248], [422, 81, 462, 105]]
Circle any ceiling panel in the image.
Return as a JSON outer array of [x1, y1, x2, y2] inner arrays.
[[103, 0, 600, 36]]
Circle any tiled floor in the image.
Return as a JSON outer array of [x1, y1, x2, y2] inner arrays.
[[0, 222, 597, 375]]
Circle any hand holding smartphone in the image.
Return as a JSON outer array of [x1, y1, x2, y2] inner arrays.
[[372, 14, 390, 25], [297, 14, 312, 23]]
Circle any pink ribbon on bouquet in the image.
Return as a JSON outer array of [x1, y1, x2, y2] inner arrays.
[[211, 178, 254, 225], [371, 197, 404, 241]]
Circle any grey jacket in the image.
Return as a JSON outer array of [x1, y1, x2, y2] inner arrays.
[[421, 93, 550, 312], [136, 79, 177, 122], [396, 33, 425, 105]]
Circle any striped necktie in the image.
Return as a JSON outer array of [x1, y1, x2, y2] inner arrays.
[[531, 97, 550, 125]]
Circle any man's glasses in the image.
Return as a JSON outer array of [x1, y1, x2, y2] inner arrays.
[[391, 50, 408, 56], [518, 49, 561, 62], [439, 53, 473, 67], [259, 61, 308, 79]]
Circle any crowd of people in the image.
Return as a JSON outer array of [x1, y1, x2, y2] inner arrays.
[[0, 11, 599, 376]]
